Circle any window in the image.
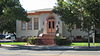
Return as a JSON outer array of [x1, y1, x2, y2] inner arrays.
[[27, 19, 32, 30], [34, 18, 39, 30], [21, 21, 26, 30], [49, 22, 51, 28], [52, 21, 55, 29]]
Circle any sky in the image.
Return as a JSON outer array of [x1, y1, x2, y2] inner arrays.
[[19, 0, 57, 11]]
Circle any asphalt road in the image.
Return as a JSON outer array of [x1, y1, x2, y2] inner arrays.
[[0, 47, 100, 56]]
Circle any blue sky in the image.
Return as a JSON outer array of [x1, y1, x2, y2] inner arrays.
[[19, 0, 57, 11]]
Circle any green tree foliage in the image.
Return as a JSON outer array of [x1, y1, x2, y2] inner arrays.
[[69, 0, 100, 47], [53, 0, 82, 42], [53, 0, 100, 47], [0, 0, 30, 33], [53, 0, 81, 25], [53, 0, 100, 30]]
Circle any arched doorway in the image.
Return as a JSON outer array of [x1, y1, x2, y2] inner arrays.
[[41, 15, 56, 45], [47, 16, 56, 34]]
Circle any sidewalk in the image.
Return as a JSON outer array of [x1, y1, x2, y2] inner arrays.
[[1, 44, 100, 50]]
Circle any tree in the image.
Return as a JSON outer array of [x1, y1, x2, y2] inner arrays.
[[0, 0, 30, 33], [53, 0, 100, 47], [69, 0, 100, 48], [53, 0, 81, 42]]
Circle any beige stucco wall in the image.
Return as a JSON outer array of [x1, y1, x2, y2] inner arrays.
[[16, 16, 39, 38], [16, 12, 89, 39], [16, 13, 62, 38]]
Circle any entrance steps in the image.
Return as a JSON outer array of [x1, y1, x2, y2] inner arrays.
[[40, 34, 56, 45]]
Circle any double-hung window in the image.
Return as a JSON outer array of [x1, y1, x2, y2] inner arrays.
[[21, 21, 26, 30], [27, 19, 32, 30], [34, 18, 39, 30]]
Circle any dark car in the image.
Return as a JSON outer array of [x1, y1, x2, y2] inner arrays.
[[0, 34, 5, 39]]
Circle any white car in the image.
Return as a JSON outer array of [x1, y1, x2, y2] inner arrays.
[[5, 34, 16, 39]]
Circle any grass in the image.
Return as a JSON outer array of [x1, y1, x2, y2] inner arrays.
[[0, 42, 26, 45], [0, 42, 100, 46], [70, 43, 100, 46]]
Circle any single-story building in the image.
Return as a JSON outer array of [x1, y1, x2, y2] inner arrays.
[[16, 8, 92, 45]]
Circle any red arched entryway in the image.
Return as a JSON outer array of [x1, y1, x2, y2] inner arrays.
[[40, 15, 56, 45], [47, 16, 56, 34]]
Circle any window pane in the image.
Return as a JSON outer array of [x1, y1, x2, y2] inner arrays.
[[27, 22, 32, 30], [34, 18, 39, 30], [52, 21, 55, 29], [49, 22, 51, 29], [27, 19, 32, 30], [21, 22, 26, 30]]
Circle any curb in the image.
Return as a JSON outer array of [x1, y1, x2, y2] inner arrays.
[[1, 44, 100, 50]]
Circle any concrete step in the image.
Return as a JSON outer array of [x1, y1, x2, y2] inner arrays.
[[41, 34, 56, 45]]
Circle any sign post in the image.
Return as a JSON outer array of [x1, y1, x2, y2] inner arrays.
[[11, 36, 15, 42]]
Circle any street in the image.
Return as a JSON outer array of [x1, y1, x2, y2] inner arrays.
[[0, 47, 100, 56]]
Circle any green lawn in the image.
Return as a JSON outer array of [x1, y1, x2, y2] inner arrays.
[[0, 42, 100, 46], [70, 43, 100, 46], [0, 42, 26, 45]]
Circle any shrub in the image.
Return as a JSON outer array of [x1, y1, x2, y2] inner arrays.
[[27, 37, 37, 45], [27, 37, 42, 45], [55, 36, 71, 46]]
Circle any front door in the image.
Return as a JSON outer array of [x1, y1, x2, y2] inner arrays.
[[47, 19, 56, 34]]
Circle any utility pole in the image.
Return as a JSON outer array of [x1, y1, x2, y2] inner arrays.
[[93, 25, 95, 46], [93, 32, 95, 45]]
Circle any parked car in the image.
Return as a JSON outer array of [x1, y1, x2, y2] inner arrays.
[[0, 34, 5, 39], [5, 34, 16, 39]]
